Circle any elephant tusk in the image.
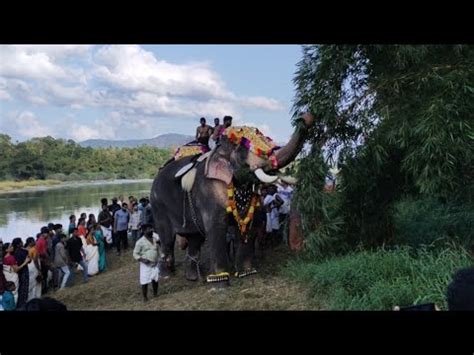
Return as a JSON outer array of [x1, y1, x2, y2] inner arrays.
[[278, 175, 297, 185], [254, 168, 278, 184]]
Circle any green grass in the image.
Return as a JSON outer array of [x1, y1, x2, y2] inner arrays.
[[0, 179, 62, 192], [284, 246, 472, 310]]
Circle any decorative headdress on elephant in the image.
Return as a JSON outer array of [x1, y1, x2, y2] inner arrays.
[[205, 113, 315, 186]]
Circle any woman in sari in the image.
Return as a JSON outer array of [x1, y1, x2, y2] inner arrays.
[[11, 238, 30, 308], [92, 224, 107, 272], [77, 218, 87, 237], [78, 231, 99, 276], [3, 242, 30, 308], [86, 214, 97, 234], [25, 237, 42, 301]]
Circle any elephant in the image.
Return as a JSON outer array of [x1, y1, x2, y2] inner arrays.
[[150, 113, 315, 284]]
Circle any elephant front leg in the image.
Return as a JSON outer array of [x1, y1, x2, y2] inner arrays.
[[235, 233, 258, 278], [206, 223, 231, 284], [157, 223, 176, 278]]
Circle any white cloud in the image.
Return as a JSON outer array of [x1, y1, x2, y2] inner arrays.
[[0, 89, 12, 101], [0, 45, 287, 140], [91, 45, 282, 116], [43, 82, 92, 107], [0, 77, 11, 100], [0, 78, 48, 105], [93, 45, 230, 99], [238, 96, 284, 111], [0, 46, 69, 81], [28, 95, 48, 105], [70, 119, 116, 142], [1, 111, 53, 139]]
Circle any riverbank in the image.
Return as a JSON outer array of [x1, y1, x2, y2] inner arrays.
[[54, 245, 319, 310], [0, 178, 153, 195], [0, 179, 62, 193]]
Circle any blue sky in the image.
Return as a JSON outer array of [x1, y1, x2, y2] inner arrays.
[[0, 45, 303, 143]]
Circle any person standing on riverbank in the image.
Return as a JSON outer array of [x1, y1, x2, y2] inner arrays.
[[11, 238, 30, 309], [113, 203, 130, 256], [0, 238, 6, 294], [77, 218, 87, 237], [66, 228, 88, 285], [129, 202, 141, 247], [87, 214, 97, 233], [1, 281, 16, 311], [54, 234, 70, 290], [100, 198, 108, 214], [25, 237, 42, 301], [109, 197, 121, 249], [98, 204, 113, 248], [92, 224, 107, 272], [133, 223, 160, 302], [36, 227, 50, 294], [68, 215, 76, 235]]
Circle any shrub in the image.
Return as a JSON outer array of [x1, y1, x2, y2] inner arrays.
[[393, 197, 474, 248], [284, 246, 471, 310]]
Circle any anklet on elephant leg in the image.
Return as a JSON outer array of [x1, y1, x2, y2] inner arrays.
[[206, 272, 230, 283], [235, 269, 257, 278]]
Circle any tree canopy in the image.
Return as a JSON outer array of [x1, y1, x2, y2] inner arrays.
[[291, 45, 474, 253], [0, 135, 172, 181]]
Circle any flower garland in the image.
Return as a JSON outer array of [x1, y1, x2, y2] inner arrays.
[[226, 182, 260, 236]]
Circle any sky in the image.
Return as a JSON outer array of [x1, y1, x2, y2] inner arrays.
[[0, 45, 303, 144]]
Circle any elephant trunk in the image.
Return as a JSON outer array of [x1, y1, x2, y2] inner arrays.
[[273, 113, 315, 169]]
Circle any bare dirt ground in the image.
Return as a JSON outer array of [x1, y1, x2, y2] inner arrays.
[[54, 242, 319, 310]]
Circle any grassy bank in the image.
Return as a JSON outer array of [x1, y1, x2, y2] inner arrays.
[[284, 246, 471, 310], [0, 179, 62, 192]]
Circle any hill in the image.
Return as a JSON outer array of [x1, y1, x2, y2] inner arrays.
[[79, 133, 194, 149]]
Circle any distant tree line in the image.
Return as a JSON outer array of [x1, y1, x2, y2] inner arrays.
[[0, 135, 172, 181]]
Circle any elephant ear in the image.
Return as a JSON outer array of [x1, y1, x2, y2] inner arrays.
[[205, 138, 233, 185]]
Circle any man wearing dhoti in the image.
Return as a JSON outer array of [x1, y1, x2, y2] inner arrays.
[[133, 223, 160, 302]]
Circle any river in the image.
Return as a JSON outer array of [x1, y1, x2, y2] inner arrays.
[[0, 180, 153, 243]]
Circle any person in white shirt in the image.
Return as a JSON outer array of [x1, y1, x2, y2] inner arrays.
[[128, 202, 142, 247], [277, 181, 294, 245], [263, 185, 284, 248], [133, 223, 160, 302]]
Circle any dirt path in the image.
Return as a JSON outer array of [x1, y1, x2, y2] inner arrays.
[[54, 245, 319, 310]]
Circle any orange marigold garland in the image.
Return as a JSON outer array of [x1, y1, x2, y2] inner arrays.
[[226, 182, 260, 239]]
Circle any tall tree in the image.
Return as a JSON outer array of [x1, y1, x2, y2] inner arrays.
[[292, 45, 474, 250]]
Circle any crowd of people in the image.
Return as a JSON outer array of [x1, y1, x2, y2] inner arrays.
[[0, 194, 155, 310]]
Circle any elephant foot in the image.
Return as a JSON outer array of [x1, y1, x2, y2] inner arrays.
[[185, 262, 199, 281], [206, 272, 230, 284]]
